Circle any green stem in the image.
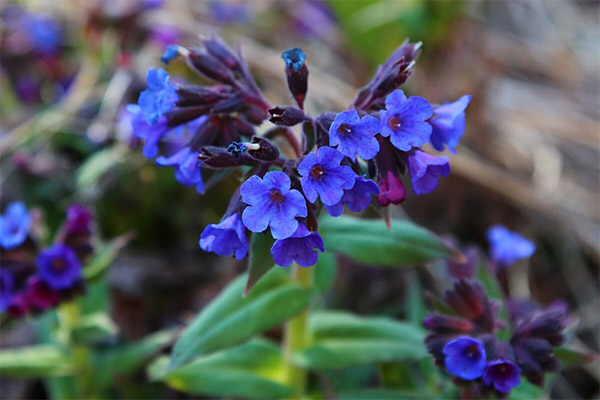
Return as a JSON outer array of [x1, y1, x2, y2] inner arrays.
[[283, 263, 313, 399]]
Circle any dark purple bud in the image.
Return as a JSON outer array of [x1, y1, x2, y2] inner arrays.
[[246, 137, 280, 162], [65, 204, 93, 236], [202, 35, 240, 71], [268, 106, 305, 126], [445, 280, 485, 320], [447, 246, 479, 280], [7, 294, 27, 318], [282, 48, 309, 109], [188, 50, 236, 85], [243, 105, 269, 125], [24, 276, 59, 312], [199, 146, 256, 169], [176, 86, 228, 107], [423, 314, 474, 334], [211, 94, 245, 113], [166, 105, 210, 127], [315, 112, 336, 146], [226, 117, 255, 138], [376, 170, 407, 206], [514, 306, 568, 344]]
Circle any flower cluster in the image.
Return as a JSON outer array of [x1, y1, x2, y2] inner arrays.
[[424, 227, 569, 398], [129, 35, 470, 267], [0, 202, 94, 318]]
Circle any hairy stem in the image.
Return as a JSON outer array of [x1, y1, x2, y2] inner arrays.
[[283, 263, 313, 398]]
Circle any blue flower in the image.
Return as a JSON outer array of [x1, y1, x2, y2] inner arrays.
[[137, 68, 178, 125], [128, 104, 170, 158], [486, 225, 535, 267], [161, 45, 180, 64], [240, 171, 308, 239], [25, 14, 62, 55], [0, 202, 31, 250], [483, 359, 521, 393], [430, 95, 471, 153], [0, 269, 14, 313], [325, 176, 379, 217], [282, 48, 306, 72], [298, 147, 357, 206], [156, 147, 204, 193], [443, 336, 487, 380], [36, 245, 82, 290], [379, 90, 433, 151], [408, 150, 450, 195], [271, 224, 324, 267], [200, 213, 248, 260], [328, 110, 380, 161]]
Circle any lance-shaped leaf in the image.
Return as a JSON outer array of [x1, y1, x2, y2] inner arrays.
[[170, 268, 313, 369], [294, 311, 427, 369], [149, 340, 293, 399], [319, 215, 458, 267], [244, 232, 275, 296], [554, 347, 599, 368], [0, 345, 73, 377]]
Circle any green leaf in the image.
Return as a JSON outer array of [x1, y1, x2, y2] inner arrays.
[[406, 272, 426, 326], [170, 268, 314, 369], [0, 345, 73, 377], [554, 347, 599, 368], [319, 215, 457, 267], [508, 380, 545, 400], [314, 252, 337, 293], [76, 145, 127, 190], [93, 329, 175, 393], [339, 389, 432, 399], [83, 232, 134, 281], [245, 232, 276, 296], [71, 312, 117, 344], [295, 311, 427, 369], [150, 340, 293, 399]]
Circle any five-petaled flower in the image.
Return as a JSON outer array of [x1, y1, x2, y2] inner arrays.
[[483, 359, 522, 393], [443, 336, 487, 380], [298, 146, 357, 206], [0, 202, 31, 250], [137, 68, 178, 125], [379, 90, 433, 152], [486, 225, 535, 268], [200, 213, 248, 260], [408, 150, 450, 195], [325, 176, 379, 217], [36, 245, 82, 290], [271, 224, 324, 267], [240, 171, 308, 239], [328, 110, 380, 161], [429, 95, 471, 154]]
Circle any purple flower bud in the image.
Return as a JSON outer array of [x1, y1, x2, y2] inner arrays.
[[36, 245, 82, 290], [328, 110, 380, 161], [423, 314, 474, 334], [246, 137, 280, 162], [483, 359, 521, 393], [325, 176, 379, 217], [375, 170, 407, 207], [447, 246, 479, 280], [298, 147, 357, 206], [65, 204, 93, 236], [0, 202, 31, 250], [188, 50, 236, 85], [0, 269, 14, 313], [268, 106, 305, 126], [200, 213, 248, 260], [408, 150, 450, 195], [7, 294, 28, 318], [380, 90, 433, 152], [486, 225, 535, 268], [23, 276, 60, 312], [429, 95, 471, 153], [240, 171, 308, 240], [282, 48, 309, 109], [199, 146, 251, 169], [203, 35, 240, 71], [443, 336, 487, 380], [271, 223, 324, 267]]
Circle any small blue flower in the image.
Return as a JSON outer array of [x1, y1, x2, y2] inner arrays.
[[161, 45, 180, 64], [325, 176, 379, 217], [271, 224, 324, 267], [483, 359, 521, 393], [379, 89, 433, 152], [0, 269, 14, 313], [156, 147, 204, 194], [328, 110, 380, 161], [0, 202, 31, 250], [36, 245, 82, 290], [227, 142, 248, 158], [128, 104, 170, 158], [408, 150, 450, 195], [240, 171, 308, 239], [443, 336, 487, 380], [298, 147, 357, 206], [430, 95, 471, 153], [200, 213, 248, 260], [486, 225, 535, 267], [282, 48, 306, 72], [137, 68, 178, 125], [25, 14, 62, 55]]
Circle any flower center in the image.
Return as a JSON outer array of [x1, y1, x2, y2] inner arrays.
[[52, 258, 65, 271], [499, 365, 506, 372], [310, 164, 325, 180], [337, 123, 352, 136], [466, 344, 480, 359], [269, 188, 285, 204], [388, 115, 402, 130]]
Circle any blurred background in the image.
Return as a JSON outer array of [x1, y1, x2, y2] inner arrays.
[[1, 0, 598, 399]]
